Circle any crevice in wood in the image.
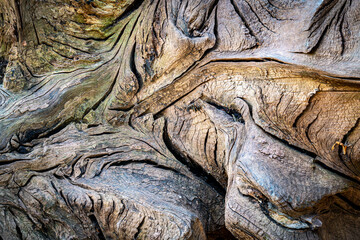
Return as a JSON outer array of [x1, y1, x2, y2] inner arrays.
[[208, 0, 220, 22], [336, 0, 347, 56], [104, 0, 144, 32], [307, 0, 337, 33], [0, 57, 8, 84], [313, 159, 360, 185], [259, 122, 318, 159], [341, 116, 359, 148], [107, 159, 183, 176], [133, 216, 145, 240], [163, 119, 226, 197], [257, 0, 289, 21], [229, 0, 259, 42], [305, 0, 351, 55], [13, 0, 23, 43], [304, 112, 319, 149], [307, 22, 332, 54], [204, 100, 244, 123], [0, 158, 30, 166], [200, 57, 287, 69], [84, 67, 120, 115], [105, 20, 130, 52], [266, 0, 281, 10], [89, 214, 106, 240], [130, 42, 143, 94], [59, 190, 71, 210], [15, 221, 23, 240], [292, 92, 318, 129], [66, 31, 115, 42], [15, 145, 31, 154], [336, 193, 360, 212], [32, 19, 40, 46], [275, 93, 284, 123], [88, 195, 95, 213], [50, 180, 58, 194], [198, 0, 219, 34], [238, 189, 312, 232], [129, 137, 167, 158], [204, 128, 210, 161], [149, 79, 211, 119], [49, 38, 92, 55], [40, 42, 74, 60], [106, 200, 115, 227], [213, 128, 219, 169], [243, 0, 274, 33]]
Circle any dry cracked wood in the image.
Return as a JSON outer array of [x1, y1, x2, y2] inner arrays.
[[0, 0, 359, 239]]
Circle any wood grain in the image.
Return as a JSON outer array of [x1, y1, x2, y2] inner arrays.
[[0, 0, 359, 239]]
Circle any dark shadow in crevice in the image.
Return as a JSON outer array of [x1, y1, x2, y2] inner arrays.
[[204, 100, 244, 123], [162, 119, 226, 197], [0, 57, 8, 84], [107, 159, 182, 177], [313, 159, 360, 186], [207, 226, 237, 240], [89, 214, 106, 240]]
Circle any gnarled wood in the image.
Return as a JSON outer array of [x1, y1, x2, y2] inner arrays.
[[0, 0, 359, 239]]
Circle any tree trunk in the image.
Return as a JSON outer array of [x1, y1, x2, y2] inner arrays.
[[0, 0, 359, 239]]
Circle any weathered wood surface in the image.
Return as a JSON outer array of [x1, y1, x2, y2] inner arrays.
[[0, 0, 359, 239]]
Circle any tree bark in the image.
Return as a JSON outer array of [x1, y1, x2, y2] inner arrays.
[[0, 0, 359, 239]]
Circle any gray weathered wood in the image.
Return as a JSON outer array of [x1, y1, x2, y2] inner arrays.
[[0, 0, 359, 239]]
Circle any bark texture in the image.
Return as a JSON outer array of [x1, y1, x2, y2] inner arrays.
[[0, 0, 359, 239]]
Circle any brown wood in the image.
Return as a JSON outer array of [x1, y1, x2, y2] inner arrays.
[[0, 0, 359, 239]]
